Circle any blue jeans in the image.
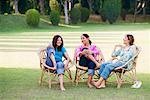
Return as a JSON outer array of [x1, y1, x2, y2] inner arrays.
[[99, 61, 125, 80], [79, 55, 95, 76]]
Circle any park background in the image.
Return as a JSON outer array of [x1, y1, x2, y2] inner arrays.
[[0, 0, 150, 100]]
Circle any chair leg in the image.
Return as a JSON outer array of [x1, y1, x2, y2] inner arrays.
[[64, 69, 73, 84], [115, 72, 121, 88], [66, 69, 72, 80], [75, 69, 80, 86], [95, 70, 100, 79], [116, 69, 125, 88], [67, 69, 74, 84], [47, 70, 51, 88], [132, 69, 137, 81], [74, 69, 78, 83], [39, 69, 45, 86]]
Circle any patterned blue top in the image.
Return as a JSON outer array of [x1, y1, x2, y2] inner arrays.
[[111, 45, 137, 69]]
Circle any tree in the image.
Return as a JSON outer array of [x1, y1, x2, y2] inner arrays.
[[0, 0, 1, 14], [1, 0, 11, 14], [92, 0, 101, 14], [50, 0, 59, 11], [72, 0, 79, 7], [14, 0, 19, 13], [39, 0, 45, 15], [70, 8, 81, 24], [81, 0, 90, 9], [133, 0, 148, 22], [18, 0, 37, 14], [64, 0, 69, 24], [59, 0, 69, 24], [87, 0, 94, 12], [121, 0, 130, 20], [102, 0, 121, 24], [45, 0, 51, 15]]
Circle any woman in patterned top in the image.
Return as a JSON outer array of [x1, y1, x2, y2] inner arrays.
[[93, 34, 136, 89]]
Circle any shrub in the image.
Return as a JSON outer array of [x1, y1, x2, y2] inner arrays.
[[70, 8, 81, 24], [80, 7, 90, 22], [25, 9, 40, 27], [102, 0, 121, 24], [50, 10, 60, 26]]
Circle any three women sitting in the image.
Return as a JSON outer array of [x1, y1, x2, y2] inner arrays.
[[45, 34, 137, 90]]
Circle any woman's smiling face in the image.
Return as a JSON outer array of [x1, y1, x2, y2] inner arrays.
[[81, 35, 89, 45], [56, 37, 62, 47]]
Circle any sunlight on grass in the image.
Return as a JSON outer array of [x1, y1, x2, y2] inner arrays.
[[41, 18, 80, 28], [40, 18, 51, 25], [0, 15, 150, 34], [0, 68, 150, 100], [59, 24, 80, 28]]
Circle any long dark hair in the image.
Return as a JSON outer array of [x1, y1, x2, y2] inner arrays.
[[82, 34, 92, 45], [126, 34, 134, 45], [52, 35, 64, 51]]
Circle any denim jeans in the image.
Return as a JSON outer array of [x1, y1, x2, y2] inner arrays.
[[79, 55, 95, 76], [99, 61, 125, 80]]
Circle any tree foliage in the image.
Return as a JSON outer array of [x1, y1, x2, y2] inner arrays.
[[49, 0, 59, 11], [80, 7, 90, 22], [70, 8, 81, 24], [102, 0, 121, 24]]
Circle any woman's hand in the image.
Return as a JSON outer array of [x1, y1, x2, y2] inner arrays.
[[83, 50, 93, 55], [109, 57, 117, 61], [87, 50, 93, 55], [80, 50, 88, 55]]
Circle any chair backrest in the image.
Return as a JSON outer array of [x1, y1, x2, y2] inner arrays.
[[121, 46, 141, 70], [130, 46, 141, 70], [39, 49, 47, 69]]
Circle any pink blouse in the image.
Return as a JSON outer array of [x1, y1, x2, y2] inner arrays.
[[74, 44, 100, 60]]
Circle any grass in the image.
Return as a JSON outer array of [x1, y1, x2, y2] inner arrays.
[[0, 15, 150, 35], [0, 68, 150, 100]]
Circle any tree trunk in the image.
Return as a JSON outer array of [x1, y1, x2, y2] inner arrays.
[[39, 0, 45, 15], [64, 1, 69, 24], [134, 0, 137, 23], [14, 0, 19, 13], [143, 1, 146, 17], [87, 0, 93, 12]]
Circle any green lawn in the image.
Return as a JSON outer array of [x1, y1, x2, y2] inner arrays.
[[0, 15, 150, 35], [0, 68, 150, 100]]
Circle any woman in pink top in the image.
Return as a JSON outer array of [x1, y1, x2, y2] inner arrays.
[[74, 34, 102, 88]]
